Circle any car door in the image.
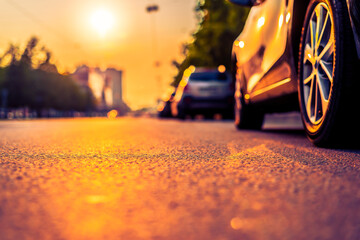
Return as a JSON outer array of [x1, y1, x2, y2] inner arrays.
[[234, 3, 265, 94], [234, 0, 292, 100], [251, 0, 292, 97]]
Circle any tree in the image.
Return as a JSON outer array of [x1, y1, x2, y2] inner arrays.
[[20, 36, 39, 67], [172, 0, 249, 86], [4, 36, 40, 108], [0, 36, 96, 115]]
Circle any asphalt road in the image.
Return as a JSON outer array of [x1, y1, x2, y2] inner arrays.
[[0, 116, 360, 240]]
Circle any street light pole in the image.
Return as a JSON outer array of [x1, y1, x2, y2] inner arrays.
[[146, 4, 159, 63], [146, 4, 162, 102]]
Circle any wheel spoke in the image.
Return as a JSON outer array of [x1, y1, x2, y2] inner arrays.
[[316, 73, 329, 112], [310, 18, 316, 53], [304, 73, 314, 85], [304, 44, 315, 64], [318, 34, 334, 61], [315, 6, 322, 49], [306, 76, 314, 121], [314, 79, 319, 121], [317, 12, 330, 49], [319, 60, 333, 83], [318, 80, 329, 116]]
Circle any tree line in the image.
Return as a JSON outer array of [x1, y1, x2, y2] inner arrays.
[[172, 0, 249, 86], [0, 36, 95, 117]]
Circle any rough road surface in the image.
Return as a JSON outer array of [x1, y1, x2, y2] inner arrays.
[[0, 117, 359, 240]]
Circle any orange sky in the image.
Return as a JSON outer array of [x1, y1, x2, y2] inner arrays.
[[0, 0, 198, 109]]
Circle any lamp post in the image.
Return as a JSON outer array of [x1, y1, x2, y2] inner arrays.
[[146, 4, 162, 101], [146, 4, 159, 64], [146, 5, 159, 13]]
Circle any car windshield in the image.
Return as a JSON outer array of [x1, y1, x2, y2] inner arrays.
[[189, 72, 228, 81]]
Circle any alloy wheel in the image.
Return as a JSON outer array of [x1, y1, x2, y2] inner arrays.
[[301, 3, 334, 125]]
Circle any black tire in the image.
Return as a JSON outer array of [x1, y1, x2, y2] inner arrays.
[[203, 111, 214, 120], [177, 106, 187, 120], [235, 94, 264, 130], [223, 110, 235, 120], [298, 0, 360, 147]]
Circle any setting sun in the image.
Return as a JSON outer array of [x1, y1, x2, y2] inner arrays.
[[90, 9, 115, 37]]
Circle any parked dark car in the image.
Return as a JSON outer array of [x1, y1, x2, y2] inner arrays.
[[171, 67, 234, 119], [229, 0, 360, 147]]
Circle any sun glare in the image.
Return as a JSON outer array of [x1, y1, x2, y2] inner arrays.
[[90, 9, 115, 37]]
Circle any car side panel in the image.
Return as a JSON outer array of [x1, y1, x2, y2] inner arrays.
[[250, 0, 299, 102], [233, 5, 264, 93], [233, 0, 297, 104], [258, 0, 290, 84]]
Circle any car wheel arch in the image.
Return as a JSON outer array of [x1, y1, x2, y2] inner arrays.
[[290, 0, 311, 74], [231, 58, 249, 103]]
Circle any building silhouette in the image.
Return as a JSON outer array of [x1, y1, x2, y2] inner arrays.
[[72, 65, 129, 114]]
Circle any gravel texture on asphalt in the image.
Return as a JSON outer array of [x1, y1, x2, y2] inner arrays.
[[0, 118, 359, 240]]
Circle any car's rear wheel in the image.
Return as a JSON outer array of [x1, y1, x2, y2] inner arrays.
[[177, 106, 187, 120], [235, 94, 264, 130], [298, 0, 360, 147]]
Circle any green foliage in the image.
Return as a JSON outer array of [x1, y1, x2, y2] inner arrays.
[[0, 36, 95, 113], [26, 70, 95, 112], [173, 0, 249, 86]]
